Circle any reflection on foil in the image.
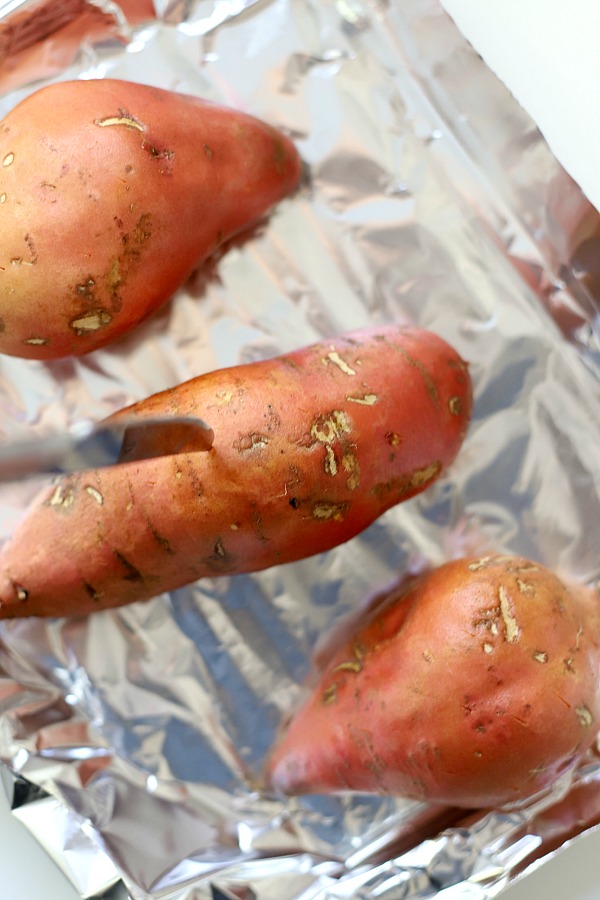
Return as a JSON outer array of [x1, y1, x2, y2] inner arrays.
[[0, 0, 599, 898]]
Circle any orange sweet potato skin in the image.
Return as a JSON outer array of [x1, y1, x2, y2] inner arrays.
[[266, 556, 600, 809], [0, 78, 301, 358], [0, 324, 471, 617]]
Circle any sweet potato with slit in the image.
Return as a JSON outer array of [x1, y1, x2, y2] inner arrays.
[[0, 324, 471, 617], [266, 555, 600, 809], [0, 77, 301, 358]]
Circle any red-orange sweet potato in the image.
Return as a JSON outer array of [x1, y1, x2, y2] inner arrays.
[[0, 78, 301, 358], [266, 555, 600, 809], [0, 324, 471, 617]]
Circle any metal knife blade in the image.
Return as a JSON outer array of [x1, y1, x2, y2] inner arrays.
[[0, 415, 215, 482]]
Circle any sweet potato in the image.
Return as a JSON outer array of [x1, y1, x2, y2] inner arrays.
[[0, 324, 471, 617], [0, 78, 301, 358], [266, 555, 600, 809]]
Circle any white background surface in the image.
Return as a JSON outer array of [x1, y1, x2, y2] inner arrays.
[[440, 0, 600, 213], [499, 829, 600, 900], [1, 2, 599, 898], [0, 776, 83, 900]]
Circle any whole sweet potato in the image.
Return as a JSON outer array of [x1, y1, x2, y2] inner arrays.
[[266, 555, 600, 809], [0, 78, 301, 358], [0, 324, 471, 617]]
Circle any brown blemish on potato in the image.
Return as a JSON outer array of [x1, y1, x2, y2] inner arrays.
[[235, 432, 269, 452], [215, 389, 234, 405], [499, 585, 520, 642], [324, 445, 337, 476], [70, 309, 113, 334], [82, 581, 102, 602], [204, 537, 236, 572], [101, 212, 153, 310], [467, 555, 515, 572], [48, 484, 76, 509], [146, 518, 173, 554], [114, 550, 143, 582], [462, 695, 476, 714], [386, 432, 401, 447], [10, 234, 37, 268], [395, 344, 439, 405], [106, 258, 122, 296], [332, 642, 365, 676], [85, 486, 104, 505], [576, 706, 594, 727], [76, 277, 97, 297], [371, 461, 441, 501], [323, 350, 356, 375], [2, 152, 14, 167], [554, 693, 572, 709], [322, 681, 338, 704], [94, 113, 145, 132], [342, 450, 360, 490], [472, 607, 501, 635], [448, 396, 462, 415], [8, 581, 28, 602], [310, 410, 351, 444], [333, 659, 363, 674], [141, 140, 175, 163], [133, 214, 152, 243], [311, 501, 349, 521], [468, 557, 491, 571], [346, 393, 378, 405], [409, 461, 440, 488], [203, 144, 213, 159], [517, 578, 535, 595]]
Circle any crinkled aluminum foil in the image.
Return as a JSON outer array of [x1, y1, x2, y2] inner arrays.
[[0, 1, 599, 898]]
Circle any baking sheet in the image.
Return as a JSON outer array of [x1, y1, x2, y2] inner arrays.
[[0, 1, 599, 898]]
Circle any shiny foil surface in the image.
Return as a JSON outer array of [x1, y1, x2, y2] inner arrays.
[[0, 1, 599, 898]]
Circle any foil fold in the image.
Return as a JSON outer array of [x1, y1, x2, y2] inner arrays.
[[0, 0, 599, 898]]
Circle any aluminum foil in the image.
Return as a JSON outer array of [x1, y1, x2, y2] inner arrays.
[[0, 0, 599, 898]]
